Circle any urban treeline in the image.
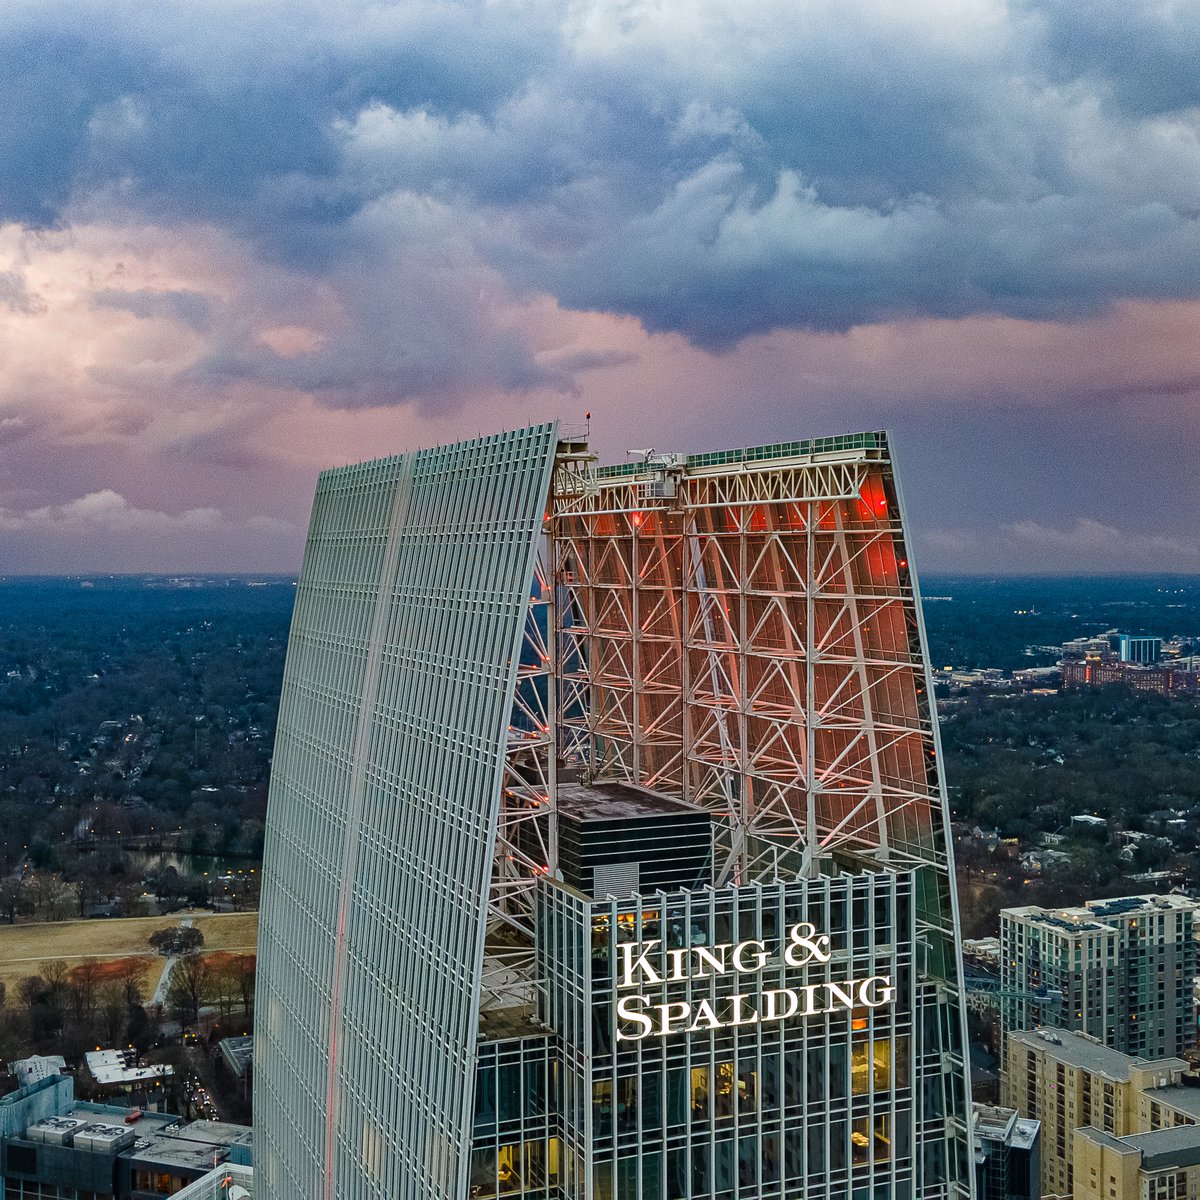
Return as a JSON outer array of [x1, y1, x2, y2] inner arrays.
[[0, 578, 291, 922], [0, 574, 1198, 935]]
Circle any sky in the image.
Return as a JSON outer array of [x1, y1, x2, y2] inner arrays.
[[1, 0, 1198, 575]]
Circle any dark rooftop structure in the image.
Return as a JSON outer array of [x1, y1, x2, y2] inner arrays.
[[219, 1035, 254, 1081], [554, 780, 712, 898]]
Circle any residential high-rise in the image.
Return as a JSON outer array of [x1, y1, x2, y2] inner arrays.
[[254, 426, 974, 1200], [1072, 1124, 1200, 1200], [1002, 1027, 1196, 1197], [1000, 895, 1198, 1058]]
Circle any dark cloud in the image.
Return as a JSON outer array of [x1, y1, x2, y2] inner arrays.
[[1028, 0, 1200, 116], [92, 288, 214, 330], [0, 29, 138, 226], [2, 0, 1200, 393]]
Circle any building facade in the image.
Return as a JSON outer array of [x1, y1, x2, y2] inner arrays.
[[254, 426, 974, 1199], [1000, 896, 1198, 1059], [1002, 1028, 1199, 1198], [1073, 1125, 1200, 1200], [973, 1105, 1040, 1200], [1060, 660, 1199, 695], [1115, 636, 1162, 665], [0, 1075, 253, 1200]]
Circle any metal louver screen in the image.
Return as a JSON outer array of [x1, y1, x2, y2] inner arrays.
[[593, 861, 640, 898]]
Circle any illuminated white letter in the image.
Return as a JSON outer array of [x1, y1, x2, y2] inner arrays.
[[761, 988, 800, 1023], [858, 975, 895, 1008], [617, 940, 663, 988], [824, 981, 857, 1011], [732, 940, 769, 974], [796, 983, 822, 1015], [783, 922, 832, 967], [729, 993, 760, 1027], [688, 999, 721, 1033], [615, 994, 653, 1041], [658, 1001, 692, 1036], [691, 945, 729, 978]]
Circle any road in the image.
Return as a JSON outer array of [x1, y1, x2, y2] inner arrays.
[[150, 917, 194, 1008]]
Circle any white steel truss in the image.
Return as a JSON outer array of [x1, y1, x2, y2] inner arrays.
[[550, 445, 949, 895]]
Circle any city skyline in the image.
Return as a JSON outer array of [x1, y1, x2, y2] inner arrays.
[[1, 2, 1199, 575]]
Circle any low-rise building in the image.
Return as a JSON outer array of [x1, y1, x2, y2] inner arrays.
[[975, 1103, 1041, 1200], [0, 1072, 252, 1198], [1062, 659, 1200, 695], [84, 1048, 173, 1100]]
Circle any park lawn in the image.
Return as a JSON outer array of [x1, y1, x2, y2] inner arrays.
[[0, 911, 258, 995]]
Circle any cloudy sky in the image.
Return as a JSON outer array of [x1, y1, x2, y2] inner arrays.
[[1, 0, 1198, 574]]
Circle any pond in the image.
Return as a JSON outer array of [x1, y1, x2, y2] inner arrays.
[[126, 850, 260, 879]]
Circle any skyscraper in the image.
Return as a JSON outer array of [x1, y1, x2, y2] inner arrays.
[[254, 425, 974, 1200]]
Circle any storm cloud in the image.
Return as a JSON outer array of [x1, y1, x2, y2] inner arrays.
[[6, 2, 1200, 356], [0, 0, 1198, 571]]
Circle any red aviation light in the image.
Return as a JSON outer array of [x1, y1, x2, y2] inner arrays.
[[631, 512, 643, 528]]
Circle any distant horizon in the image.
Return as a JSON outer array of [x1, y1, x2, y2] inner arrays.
[[1, 570, 1199, 583]]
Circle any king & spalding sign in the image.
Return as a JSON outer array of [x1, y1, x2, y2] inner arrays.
[[614, 922, 895, 1041]]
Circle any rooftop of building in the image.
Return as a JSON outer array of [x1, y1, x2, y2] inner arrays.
[[22, 1105, 179, 1153], [1078, 1124, 1200, 1171], [85, 1048, 173, 1086], [1003, 893, 1198, 934], [128, 1119, 253, 1173], [219, 1036, 253, 1079], [1142, 1083, 1200, 1121], [1008, 1028, 1187, 1082], [1088, 894, 1198, 917], [1003, 907, 1112, 934], [10, 1056, 67, 1088], [556, 780, 707, 823], [8, 1088, 251, 1173], [1010, 1118, 1040, 1151], [974, 1104, 1018, 1139], [975, 1103, 1037, 1146], [593, 431, 886, 479]]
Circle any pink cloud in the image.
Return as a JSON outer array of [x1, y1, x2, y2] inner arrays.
[[1, 215, 1199, 572]]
